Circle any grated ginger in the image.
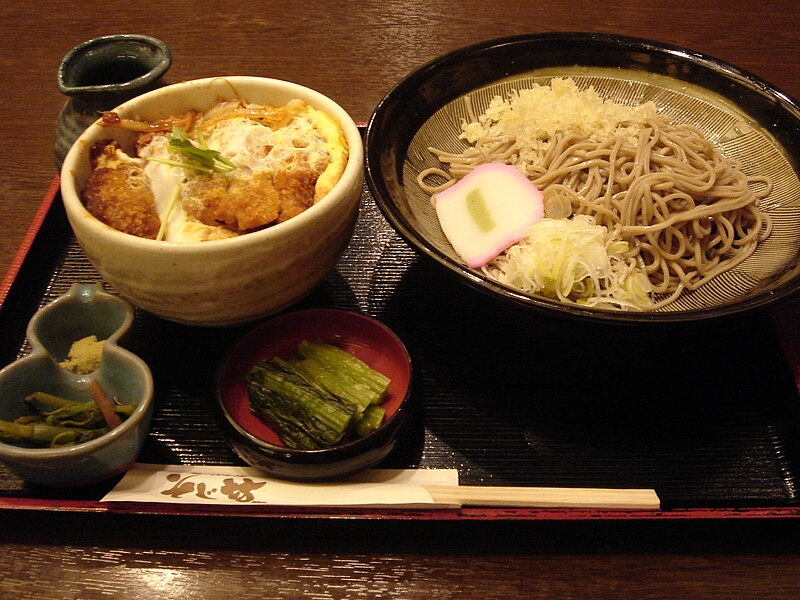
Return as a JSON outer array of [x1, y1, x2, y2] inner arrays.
[[59, 335, 105, 374]]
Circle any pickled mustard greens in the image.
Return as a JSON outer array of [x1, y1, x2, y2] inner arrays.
[[248, 357, 356, 449], [353, 404, 386, 438], [246, 341, 392, 450], [0, 421, 108, 447], [293, 340, 390, 412], [0, 388, 133, 448]]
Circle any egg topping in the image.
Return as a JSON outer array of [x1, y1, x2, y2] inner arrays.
[[82, 99, 348, 242]]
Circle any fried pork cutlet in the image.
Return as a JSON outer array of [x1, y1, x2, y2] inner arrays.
[[82, 100, 348, 241], [182, 169, 317, 234], [82, 141, 161, 239]]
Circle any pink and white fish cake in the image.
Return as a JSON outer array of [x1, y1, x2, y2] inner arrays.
[[433, 162, 544, 268]]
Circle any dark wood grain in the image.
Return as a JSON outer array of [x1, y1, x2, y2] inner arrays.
[[3, 510, 800, 598], [2, 1, 800, 597]]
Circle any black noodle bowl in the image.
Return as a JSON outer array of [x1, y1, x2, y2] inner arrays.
[[365, 32, 800, 323]]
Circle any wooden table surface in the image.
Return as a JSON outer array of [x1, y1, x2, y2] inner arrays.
[[2, 1, 800, 597]]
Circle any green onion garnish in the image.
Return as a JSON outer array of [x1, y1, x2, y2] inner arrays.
[[146, 126, 237, 174], [156, 183, 183, 241]]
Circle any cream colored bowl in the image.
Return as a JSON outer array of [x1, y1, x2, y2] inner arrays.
[[60, 76, 364, 326]]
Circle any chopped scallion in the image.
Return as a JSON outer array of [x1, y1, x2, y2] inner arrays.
[[144, 126, 237, 174], [156, 184, 183, 241]]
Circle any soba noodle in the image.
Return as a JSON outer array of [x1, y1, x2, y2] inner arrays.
[[418, 93, 772, 310]]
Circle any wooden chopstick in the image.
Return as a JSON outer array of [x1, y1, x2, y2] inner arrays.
[[423, 485, 660, 510]]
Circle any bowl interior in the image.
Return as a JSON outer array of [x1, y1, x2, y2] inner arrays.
[[217, 309, 412, 450], [62, 76, 364, 238], [365, 33, 800, 323]]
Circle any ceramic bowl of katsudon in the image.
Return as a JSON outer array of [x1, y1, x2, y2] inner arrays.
[[365, 33, 800, 323], [60, 76, 364, 326]]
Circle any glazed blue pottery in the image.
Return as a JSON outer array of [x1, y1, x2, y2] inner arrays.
[[54, 34, 172, 169], [0, 283, 153, 486]]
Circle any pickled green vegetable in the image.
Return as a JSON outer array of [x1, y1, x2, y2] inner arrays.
[[295, 341, 390, 408], [0, 420, 109, 447], [25, 391, 133, 428], [353, 405, 386, 437], [245, 341, 392, 449], [247, 358, 356, 449], [0, 390, 131, 448]]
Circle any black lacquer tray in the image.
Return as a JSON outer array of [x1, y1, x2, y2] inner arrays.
[[1, 173, 799, 520]]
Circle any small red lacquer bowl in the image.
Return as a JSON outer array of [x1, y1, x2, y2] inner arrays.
[[216, 309, 413, 481]]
